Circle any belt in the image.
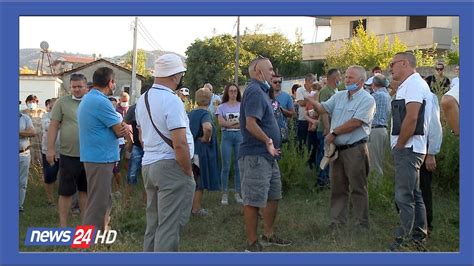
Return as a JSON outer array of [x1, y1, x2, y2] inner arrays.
[[371, 125, 387, 129], [336, 139, 367, 151], [19, 146, 30, 153]]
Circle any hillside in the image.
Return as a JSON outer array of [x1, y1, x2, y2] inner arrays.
[[20, 49, 185, 71]]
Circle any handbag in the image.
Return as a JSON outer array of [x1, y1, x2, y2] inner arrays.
[[391, 99, 425, 136]]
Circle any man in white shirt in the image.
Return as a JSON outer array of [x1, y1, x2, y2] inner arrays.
[[388, 52, 433, 251], [136, 54, 195, 252], [295, 73, 316, 148], [441, 82, 459, 136]]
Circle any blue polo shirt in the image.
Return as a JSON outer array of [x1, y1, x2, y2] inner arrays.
[[239, 79, 281, 161], [275, 91, 294, 129], [77, 89, 121, 163]]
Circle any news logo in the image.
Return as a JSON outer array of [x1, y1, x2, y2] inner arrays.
[[25, 226, 117, 248]]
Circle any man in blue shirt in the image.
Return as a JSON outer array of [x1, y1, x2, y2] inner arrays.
[[368, 74, 391, 178], [239, 56, 291, 252], [77, 67, 129, 230], [271, 74, 295, 142]]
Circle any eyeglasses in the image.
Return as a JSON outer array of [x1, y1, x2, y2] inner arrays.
[[436, 68, 444, 71], [273, 81, 282, 84], [389, 60, 404, 68]]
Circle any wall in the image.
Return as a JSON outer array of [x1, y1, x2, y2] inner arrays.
[[19, 75, 63, 109]]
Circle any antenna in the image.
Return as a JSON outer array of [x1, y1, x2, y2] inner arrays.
[[36, 41, 55, 76]]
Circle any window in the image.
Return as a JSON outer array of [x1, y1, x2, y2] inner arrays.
[[408, 16, 427, 30], [122, 86, 130, 94], [350, 19, 367, 37]]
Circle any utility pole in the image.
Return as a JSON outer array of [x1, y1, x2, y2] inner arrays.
[[131, 17, 139, 104], [234, 16, 240, 86]]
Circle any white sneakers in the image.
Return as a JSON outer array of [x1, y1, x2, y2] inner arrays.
[[221, 192, 243, 205], [221, 193, 229, 205]]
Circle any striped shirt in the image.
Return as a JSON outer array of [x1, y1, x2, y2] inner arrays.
[[371, 87, 391, 127]]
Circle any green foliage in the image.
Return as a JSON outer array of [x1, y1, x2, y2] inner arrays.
[[413, 44, 438, 67], [184, 28, 303, 94], [122, 49, 148, 77], [434, 125, 459, 190], [442, 36, 459, 65], [325, 21, 407, 71], [278, 120, 311, 192]]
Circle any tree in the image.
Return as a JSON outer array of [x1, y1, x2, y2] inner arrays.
[[325, 21, 407, 71], [443, 36, 459, 65], [19, 66, 36, 74], [184, 29, 303, 95], [121, 49, 148, 76]]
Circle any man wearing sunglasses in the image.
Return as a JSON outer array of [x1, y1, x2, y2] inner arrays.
[[271, 75, 295, 142], [424, 62, 451, 94]]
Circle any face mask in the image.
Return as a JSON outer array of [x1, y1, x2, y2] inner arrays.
[[260, 71, 270, 90], [120, 102, 129, 108], [19, 105, 22, 112], [345, 82, 359, 91], [110, 85, 116, 96], [71, 95, 82, 101], [27, 103, 37, 110]]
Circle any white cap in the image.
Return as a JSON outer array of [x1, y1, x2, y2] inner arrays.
[[365, 76, 374, 86], [320, 143, 338, 170], [180, 87, 190, 96], [153, 54, 186, 77]]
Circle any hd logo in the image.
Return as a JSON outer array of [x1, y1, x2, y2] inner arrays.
[[25, 226, 117, 248]]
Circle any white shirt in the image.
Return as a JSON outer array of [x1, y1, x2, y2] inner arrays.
[[41, 112, 60, 155], [136, 84, 194, 166], [390, 73, 433, 154], [445, 82, 459, 105], [450, 77, 459, 89], [295, 86, 310, 121]]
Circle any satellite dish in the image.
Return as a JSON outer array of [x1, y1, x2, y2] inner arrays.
[[40, 41, 49, 51]]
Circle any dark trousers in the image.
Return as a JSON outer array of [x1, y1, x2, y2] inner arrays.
[[419, 160, 433, 230], [297, 120, 309, 150], [307, 130, 319, 168]]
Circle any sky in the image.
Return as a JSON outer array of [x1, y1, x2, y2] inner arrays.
[[19, 16, 331, 57]]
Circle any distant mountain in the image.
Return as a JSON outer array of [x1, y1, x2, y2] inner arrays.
[[20, 49, 185, 72]]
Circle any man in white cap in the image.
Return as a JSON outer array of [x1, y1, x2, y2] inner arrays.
[[135, 54, 195, 252]]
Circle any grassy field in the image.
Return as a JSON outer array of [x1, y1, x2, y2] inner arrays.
[[19, 163, 459, 253]]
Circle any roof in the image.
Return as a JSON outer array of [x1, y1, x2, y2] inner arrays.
[[61, 58, 146, 81], [54, 55, 95, 64]]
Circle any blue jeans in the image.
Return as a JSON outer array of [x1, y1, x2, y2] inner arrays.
[[19, 152, 31, 209], [220, 130, 242, 193], [127, 145, 144, 185], [316, 131, 329, 186]]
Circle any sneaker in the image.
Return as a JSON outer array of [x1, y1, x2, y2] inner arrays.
[[234, 193, 243, 204], [221, 193, 229, 205], [245, 240, 263, 252], [71, 207, 81, 216], [260, 234, 292, 247], [192, 208, 209, 217], [19, 206, 24, 212]]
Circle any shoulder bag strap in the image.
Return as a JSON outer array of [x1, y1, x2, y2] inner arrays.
[[144, 89, 174, 149]]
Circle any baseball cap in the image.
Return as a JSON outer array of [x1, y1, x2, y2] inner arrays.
[[320, 142, 338, 170], [180, 87, 190, 96], [364, 76, 374, 86], [153, 54, 186, 77]]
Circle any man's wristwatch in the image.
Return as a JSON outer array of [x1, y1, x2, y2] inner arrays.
[[330, 130, 338, 137]]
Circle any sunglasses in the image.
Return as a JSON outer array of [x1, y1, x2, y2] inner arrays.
[[436, 68, 444, 71], [273, 81, 282, 84]]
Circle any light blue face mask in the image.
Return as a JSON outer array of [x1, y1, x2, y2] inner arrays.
[[262, 80, 271, 90], [345, 82, 359, 91]]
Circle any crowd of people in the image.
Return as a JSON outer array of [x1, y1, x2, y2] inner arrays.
[[19, 52, 459, 252]]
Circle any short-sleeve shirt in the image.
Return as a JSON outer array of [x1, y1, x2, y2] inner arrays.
[[321, 88, 375, 146], [208, 94, 222, 117], [295, 87, 311, 121], [390, 73, 433, 154], [50, 95, 82, 157], [371, 87, 392, 127], [275, 91, 294, 128], [77, 89, 121, 163], [216, 102, 241, 131], [19, 113, 33, 151], [317, 86, 338, 132], [124, 104, 142, 149], [239, 79, 281, 161], [41, 112, 60, 155], [136, 84, 194, 165], [445, 82, 459, 105]]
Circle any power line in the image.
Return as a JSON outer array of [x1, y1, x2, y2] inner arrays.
[[136, 19, 165, 51]]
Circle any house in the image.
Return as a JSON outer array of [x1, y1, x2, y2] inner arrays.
[[20, 74, 63, 109], [303, 16, 459, 61], [60, 58, 146, 100], [52, 55, 95, 74]]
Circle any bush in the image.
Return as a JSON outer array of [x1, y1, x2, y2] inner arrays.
[[434, 126, 459, 190]]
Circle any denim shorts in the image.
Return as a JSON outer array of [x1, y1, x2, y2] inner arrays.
[[238, 155, 282, 208]]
